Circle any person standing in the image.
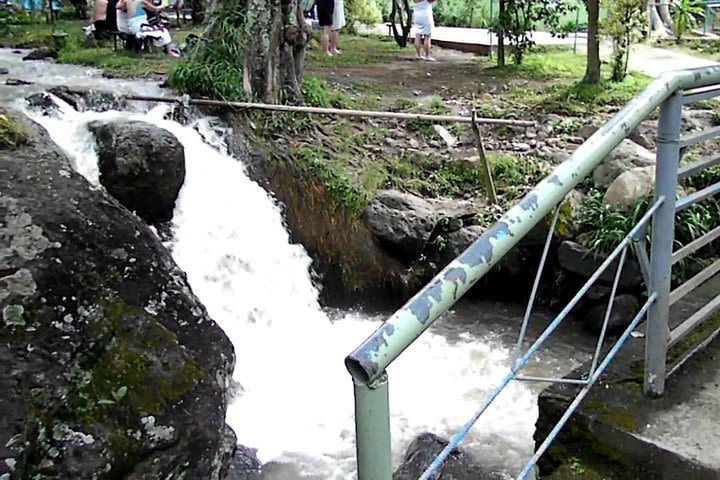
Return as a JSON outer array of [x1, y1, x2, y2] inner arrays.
[[316, 0, 334, 55], [330, 0, 345, 55], [413, 0, 436, 61]]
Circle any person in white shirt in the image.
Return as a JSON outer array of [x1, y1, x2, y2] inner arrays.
[[329, 0, 345, 55]]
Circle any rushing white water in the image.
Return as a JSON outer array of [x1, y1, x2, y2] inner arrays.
[[24, 97, 583, 479]]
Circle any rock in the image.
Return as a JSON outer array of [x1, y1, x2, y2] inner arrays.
[[578, 124, 598, 139], [603, 166, 655, 212], [225, 444, 262, 480], [0, 109, 234, 478], [44, 86, 129, 113], [25, 92, 60, 117], [592, 139, 655, 189], [22, 47, 57, 61], [441, 225, 485, 263], [550, 151, 570, 164], [88, 120, 186, 223], [363, 191, 480, 262], [555, 189, 586, 239], [629, 121, 657, 150], [682, 109, 717, 131], [409, 138, 421, 149], [557, 241, 643, 288], [0, 67, 8, 75], [393, 432, 504, 480], [433, 125, 457, 148], [364, 190, 439, 260], [6, 78, 33, 86], [585, 294, 640, 333], [546, 114, 563, 125]]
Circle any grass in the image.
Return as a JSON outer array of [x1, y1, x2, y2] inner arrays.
[[0, 112, 28, 149], [305, 33, 404, 68], [0, 16, 202, 78], [489, 47, 589, 80]]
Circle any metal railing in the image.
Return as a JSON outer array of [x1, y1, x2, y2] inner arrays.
[[345, 65, 720, 479]]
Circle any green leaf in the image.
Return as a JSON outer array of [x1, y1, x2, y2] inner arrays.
[[97, 399, 115, 405], [112, 386, 128, 402]]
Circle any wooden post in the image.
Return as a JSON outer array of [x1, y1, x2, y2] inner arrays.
[[471, 109, 498, 205]]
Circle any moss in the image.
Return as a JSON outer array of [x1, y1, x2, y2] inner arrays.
[[667, 313, 720, 367], [0, 113, 28, 149]]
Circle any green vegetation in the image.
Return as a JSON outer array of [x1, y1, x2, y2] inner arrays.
[[602, 0, 647, 81], [672, 0, 704, 43], [0, 113, 28, 149], [306, 34, 403, 68], [497, 48, 651, 115], [168, 10, 245, 100]]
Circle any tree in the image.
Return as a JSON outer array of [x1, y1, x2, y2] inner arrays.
[[672, 0, 704, 43], [497, 0, 569, 65], [168, 0, 310, 103], [603, 0, 646, 82], [497, 0, 506, 67], [389, 0, 412, 47], [191, 0, 205, 24], [583, 0, 600, 84]]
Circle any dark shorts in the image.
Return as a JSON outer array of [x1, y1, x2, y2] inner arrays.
[[317, 0, 334, 27]]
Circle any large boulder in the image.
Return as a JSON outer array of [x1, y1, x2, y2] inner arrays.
[[393, 432, 505, 480], [603, 165, 655, 212], [592, 139, 655, 189], [363, 190, 478, 262], [557, 241, 643, 288], [88, 120, 186, 223], [0, 110, 235, 479]]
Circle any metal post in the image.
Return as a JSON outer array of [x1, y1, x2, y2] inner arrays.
[[354, 373, 392, 480], [645, 91, 682, 397]]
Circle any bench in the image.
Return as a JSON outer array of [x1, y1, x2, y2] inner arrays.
[[95, 30, 151, 52]]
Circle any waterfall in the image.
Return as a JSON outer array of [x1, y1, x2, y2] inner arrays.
[[26, 97, 544, 479]]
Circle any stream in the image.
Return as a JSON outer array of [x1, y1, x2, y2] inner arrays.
[[4, 49, 596, 479]]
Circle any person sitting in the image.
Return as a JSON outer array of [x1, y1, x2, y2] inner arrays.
[[93, 0, 120, 38], [116, 0, 180, 57]]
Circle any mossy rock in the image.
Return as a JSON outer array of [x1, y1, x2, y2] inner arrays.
[[0, 110, 235, 478]]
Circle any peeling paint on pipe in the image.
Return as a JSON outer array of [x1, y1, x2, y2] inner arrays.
[[345, 66, 720, 385]]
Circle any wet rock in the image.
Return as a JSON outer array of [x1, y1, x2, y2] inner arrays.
[[88, 119, 186, 223], [6, 78, 33, 86], [603, 165, 655, 212], [0, 109, 234, 479], [393, 432, 505, 480], [225, 444, 262, 480], [0, 67, 8, 75], [592, 139, 655, 189], [557, 241, 643, 288], [25, 92, 60, 117], [585, 294, 640, 333], [44, 86, 129, 112], [22, 47, 57, 61]]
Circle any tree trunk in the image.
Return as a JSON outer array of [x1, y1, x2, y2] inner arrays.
[[194, 0, 310, 103], [191, 0, 205, 24], [583, 0, 600, 84], [497, 0, 505, 67]]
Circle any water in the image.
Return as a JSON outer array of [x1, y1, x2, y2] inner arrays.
[[23, 89, 595, 478], [0, 48, 165, 105]]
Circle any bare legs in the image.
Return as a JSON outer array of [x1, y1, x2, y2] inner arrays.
[[321, 26, 332, 55], [424, 36, 434, 61], [330, 30, 341, 54], [414, 35, 434, 61]]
